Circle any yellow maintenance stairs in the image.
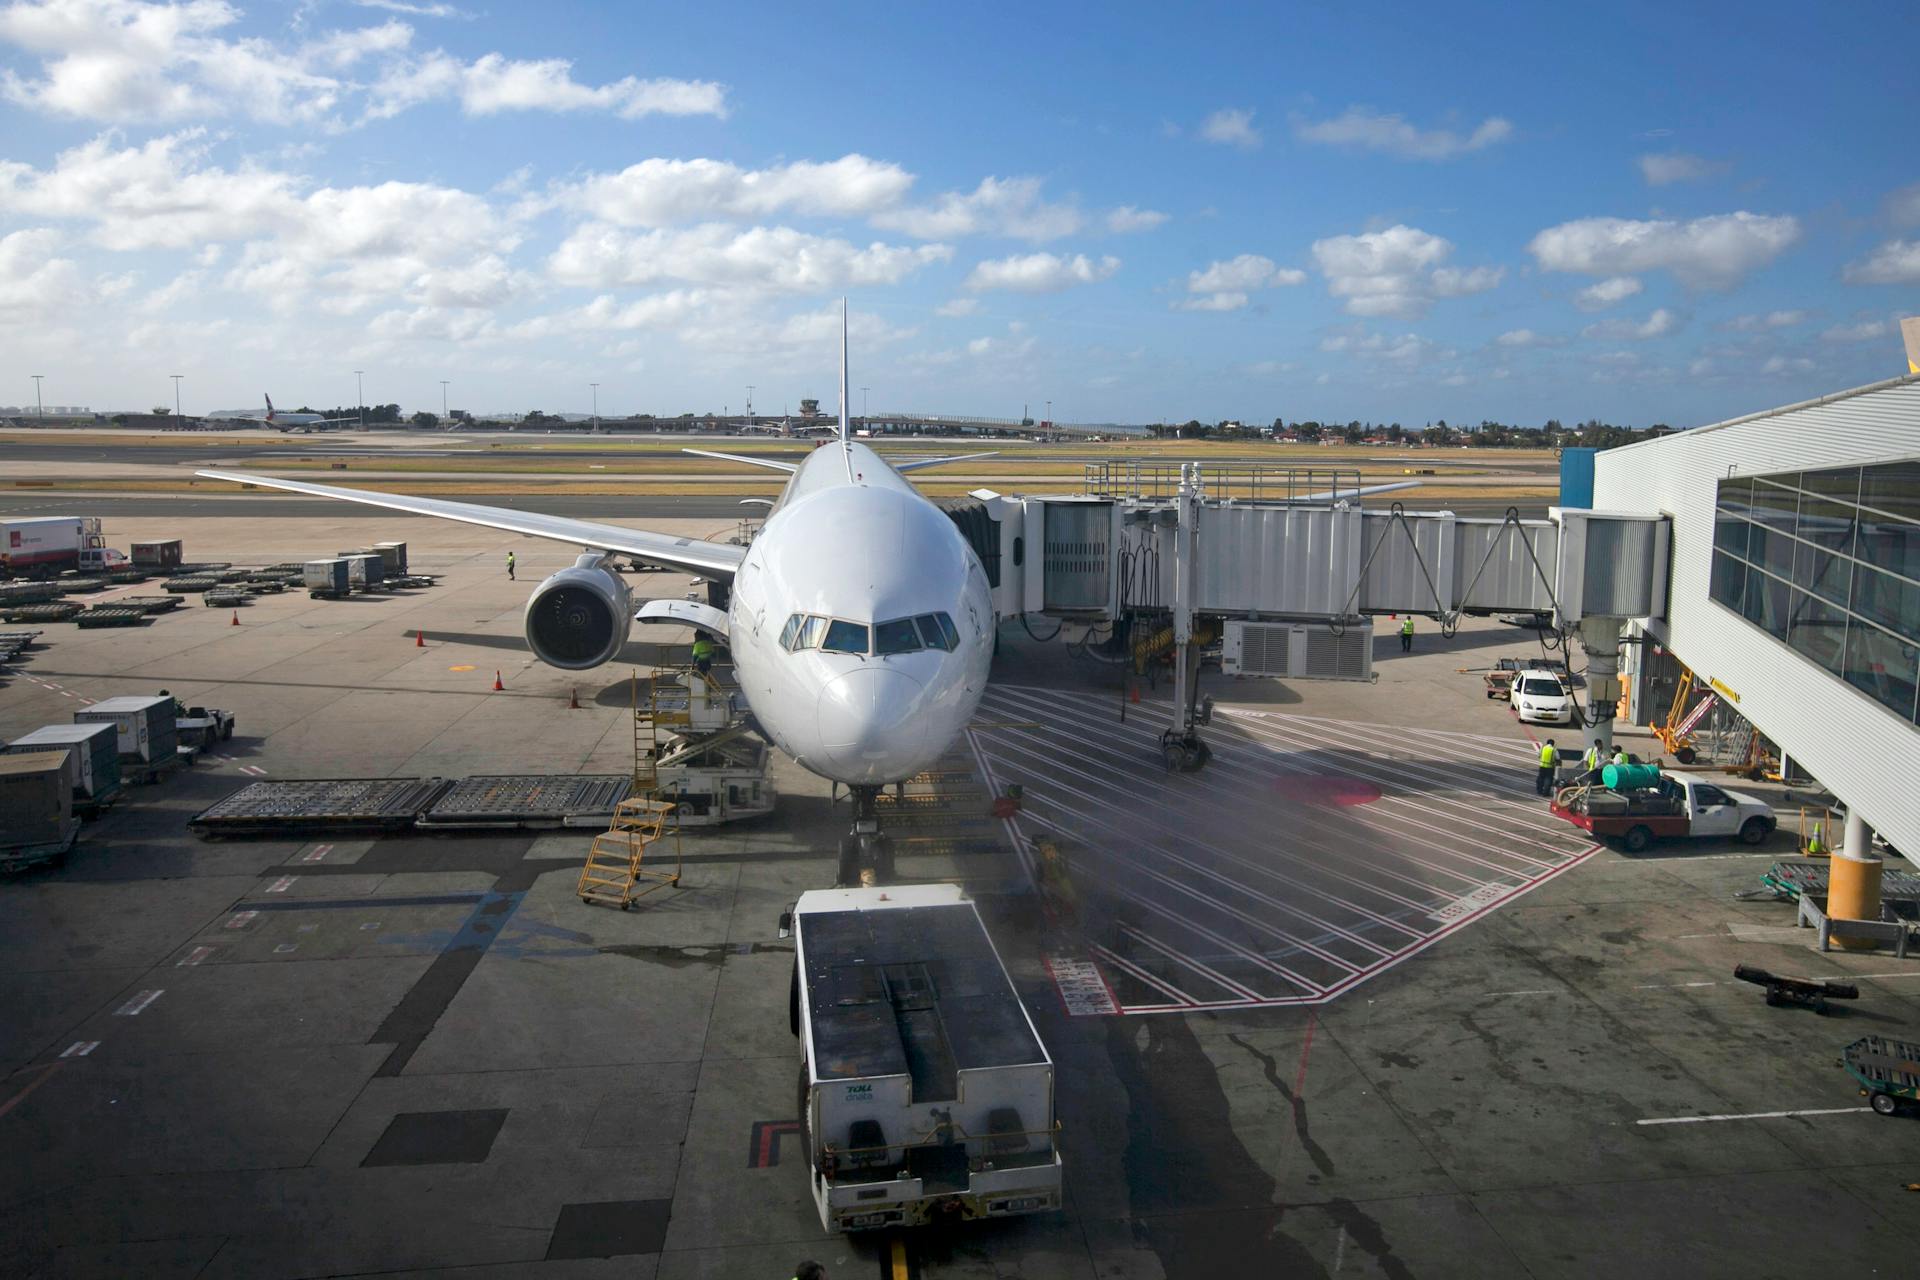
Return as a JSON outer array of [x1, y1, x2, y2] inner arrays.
[[576, 670, 691, 909]]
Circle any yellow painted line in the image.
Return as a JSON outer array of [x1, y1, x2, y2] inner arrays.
[[891, 1237, 909, 1280], [1709, 677, 1740, 703], [448, 664, 476, 672]]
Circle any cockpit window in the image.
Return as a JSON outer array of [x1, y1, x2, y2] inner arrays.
[[874, 618, 922, 654], [779, 614, 802, 650], [822, 619, 870, 654], [800, 615, 828, 649], [913, 614, 953, 651]]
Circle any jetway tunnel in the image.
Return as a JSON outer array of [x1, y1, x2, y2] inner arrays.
[[942, 469, 1670, 770]]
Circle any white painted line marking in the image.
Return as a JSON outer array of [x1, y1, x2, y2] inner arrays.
[[301, 843, 334, 863], [225, 910, 259, 929], [273, 943, 297, 954], [266, 875, 295, 893], [177, 945, 215, 967], [113, 989, 163, 1016], [60, 1041, 99, 1058], [59, 691, 73, 698], [1636, 981, 1720, 989], [1486, 989, 1555, 997], [238, 765, 268, 776], [1637, 1107, 1870, 1126]]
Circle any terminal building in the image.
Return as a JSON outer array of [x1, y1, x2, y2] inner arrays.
[[1593, 371, 1919, 867]]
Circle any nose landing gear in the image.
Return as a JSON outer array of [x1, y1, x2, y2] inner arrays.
[[836, 784, 897, 887]]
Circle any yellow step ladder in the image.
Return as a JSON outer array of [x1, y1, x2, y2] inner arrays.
[[577, 796, 681, 909]]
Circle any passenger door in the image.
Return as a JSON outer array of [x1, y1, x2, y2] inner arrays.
[[1687, 783, 1742, 837]]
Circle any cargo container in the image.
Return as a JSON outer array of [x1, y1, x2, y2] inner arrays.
[[4, 722, 121, 800], [131, 538, 184, 569], [75, 695, 178, 763], [2, 516, 126, 577], [305, 558, 350, 597], [342, 553, 384, 590], [0, 751, 76, 850], [372, 541, 408, 575], [786, 884, 1062, 1231]]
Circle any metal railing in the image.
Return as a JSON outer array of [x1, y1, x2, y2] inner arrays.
[[1082, 463, 1366, 504]]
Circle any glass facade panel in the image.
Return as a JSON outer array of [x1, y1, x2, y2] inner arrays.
[[1711, 464, 1920, 728]]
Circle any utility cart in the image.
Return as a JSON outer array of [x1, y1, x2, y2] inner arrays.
[[1842, 1036, 1920, 1117]]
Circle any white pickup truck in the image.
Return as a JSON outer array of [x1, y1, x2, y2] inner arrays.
[[1551, 769, 1777, 852]]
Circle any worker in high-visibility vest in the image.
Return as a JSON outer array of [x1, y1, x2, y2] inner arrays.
[[1536, 740, 1560, 797], [1612, 746, 1630, 767], [1583, 741, 1604, 777], [691, 633, 716, 677], [505, 550, 515, 581], [1399, 615, 1415, 652]]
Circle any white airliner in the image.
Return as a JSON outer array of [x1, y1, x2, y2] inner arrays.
[[199, 307, 1412, 871], [199, 308, 997, 872], [219, 395, 360, 432]]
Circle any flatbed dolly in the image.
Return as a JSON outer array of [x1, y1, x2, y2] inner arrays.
[[1732, 963, 1858, 1013], [1841, 1035, 1920, 1116]]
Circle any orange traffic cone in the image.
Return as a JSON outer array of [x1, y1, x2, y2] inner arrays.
[[568, 686, 580, 709], [415, 629, 425, 647], [1128, 684, 1140, 704], [492, 670, 504, 691], [230, 610, 239, 626]]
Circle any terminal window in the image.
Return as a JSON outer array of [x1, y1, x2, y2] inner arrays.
[[1709, 461, 1919, 726]]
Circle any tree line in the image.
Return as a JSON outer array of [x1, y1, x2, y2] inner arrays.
[[1146, 418, 1673, 448]]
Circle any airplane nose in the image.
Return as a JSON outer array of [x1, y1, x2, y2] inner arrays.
[[817, 668, 928, 781]]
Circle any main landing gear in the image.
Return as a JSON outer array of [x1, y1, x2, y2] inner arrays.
[[835, 784, 896, 887]]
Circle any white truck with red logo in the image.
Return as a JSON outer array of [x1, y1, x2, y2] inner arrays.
[[1, 517, 127, 577], [785, 883, 1062, 1231]]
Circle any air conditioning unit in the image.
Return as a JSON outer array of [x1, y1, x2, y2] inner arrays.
[[1222, 620, 1374, 681]]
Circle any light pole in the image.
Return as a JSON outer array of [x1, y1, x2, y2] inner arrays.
[[170, 374, 182, 420], [31, 375, 43, 419], [1045, 399, 1052, 442], [440, 380, 449, 423], [353, 370, 365, 428], [590, 382, 599, 432], [861, 386, 869, 420], [745, 385, 755, 419]]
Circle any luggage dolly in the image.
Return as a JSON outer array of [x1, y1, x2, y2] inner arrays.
[[1841, 1035, 1920, 1117], [1732, 964, 1858, 1014]]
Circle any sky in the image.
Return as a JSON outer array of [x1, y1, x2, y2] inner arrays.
[[0, 0, 1916, 426]]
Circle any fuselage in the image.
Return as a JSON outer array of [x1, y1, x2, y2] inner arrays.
[[726, 440, 994, 787]]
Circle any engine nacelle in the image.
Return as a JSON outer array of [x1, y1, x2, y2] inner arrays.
[[524, 554, 632, 670]]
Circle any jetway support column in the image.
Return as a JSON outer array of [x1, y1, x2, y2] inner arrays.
[[1577, 616, 1622, 758], [1162, 465, 1210, 771]]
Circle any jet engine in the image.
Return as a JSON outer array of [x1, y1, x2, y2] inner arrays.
[[524, 553, 632, 670]]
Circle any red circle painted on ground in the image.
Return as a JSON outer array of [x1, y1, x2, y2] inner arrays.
[[1272, 774, 1382, 806]]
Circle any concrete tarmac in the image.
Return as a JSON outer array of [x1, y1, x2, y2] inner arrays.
[[4, 515, 1913, 1278]]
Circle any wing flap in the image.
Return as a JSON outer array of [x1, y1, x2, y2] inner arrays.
[[889, 451, 1000, 474], [195, 470, 745, 578], [680, 448, 797, 474]]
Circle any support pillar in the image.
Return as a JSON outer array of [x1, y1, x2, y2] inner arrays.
[[1828, 811, 1882, 950], [1576, 617, 1623, 758]]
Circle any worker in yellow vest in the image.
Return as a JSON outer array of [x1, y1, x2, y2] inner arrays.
[[1536, 740, 1559, 796], [691, 633, 716, 677], [1582, 740, 1604, 778], [1399, 615, 1415, 652]]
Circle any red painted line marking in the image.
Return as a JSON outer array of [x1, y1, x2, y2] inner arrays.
[[301, 843, 334, 863], [1293, 1012, 1316, 1097], [0, 1062, 63, 1121], [114, 989, 163, 1016], [59, 1041, 98, 1058], [266, 875, 295, 893], [177, 945, 215, 967], [225, 910, 259, 929]]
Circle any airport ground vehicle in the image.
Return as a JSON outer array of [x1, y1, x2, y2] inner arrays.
[[1551, 768, 1776, 852], [174, 705, 236, 746], [1, 517, 127, 577], [784, 884, 1061, 1231], [1510, 671, 1576, 725], [1843, 1036, 1920, 1116]]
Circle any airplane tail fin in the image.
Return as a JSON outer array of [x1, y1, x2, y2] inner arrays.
[[264, 394, 275, 422], [1902, 316, 1920, 375], [838, 298, 850, 444]]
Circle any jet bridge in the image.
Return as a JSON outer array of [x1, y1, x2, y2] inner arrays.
[[952, 465, 1669, 770]]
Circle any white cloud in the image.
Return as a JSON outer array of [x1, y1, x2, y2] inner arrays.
[[1527, 211, 1800, 288], [963, 251, 1119, 293], [934, 297, 978, 318], [873, 176, 1084, 242], [1574, 275, 1643, 310], [548, 223, 951, 292], [0, 0, 725, 125], [1293, 107, 1513, 160], [0, 227, 84, 321], [1319, 329, 1437, 363], [1581, 307, 1683, 340], [1822, 320, 1889, 342], [1199, 107, 1260, 150], [1309, 224, 1502, 319], [1173, 253, 1304, 311], [1495, 328, 1564, 347], [1842, 238, 1920, 286], [1637, 152, 1730, 185], [1762, 355, 1814, 375], [1106, 205, 1168, 234], [553, 155, 913, 228], [354, 0, 467, 16], [1723, 309, 1808, 331]]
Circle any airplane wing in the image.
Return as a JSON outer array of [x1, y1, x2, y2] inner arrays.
[[680, 448, 797, 474], [1298, 479, 1423, 503], [195, 470, 745, 578], [889, 451, 999, 474]]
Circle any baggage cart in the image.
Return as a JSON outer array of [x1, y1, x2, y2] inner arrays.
[[1842, 1036, 1920, 1117]]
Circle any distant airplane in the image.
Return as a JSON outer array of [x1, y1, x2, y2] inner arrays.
[[222, 395, 360, 433]]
